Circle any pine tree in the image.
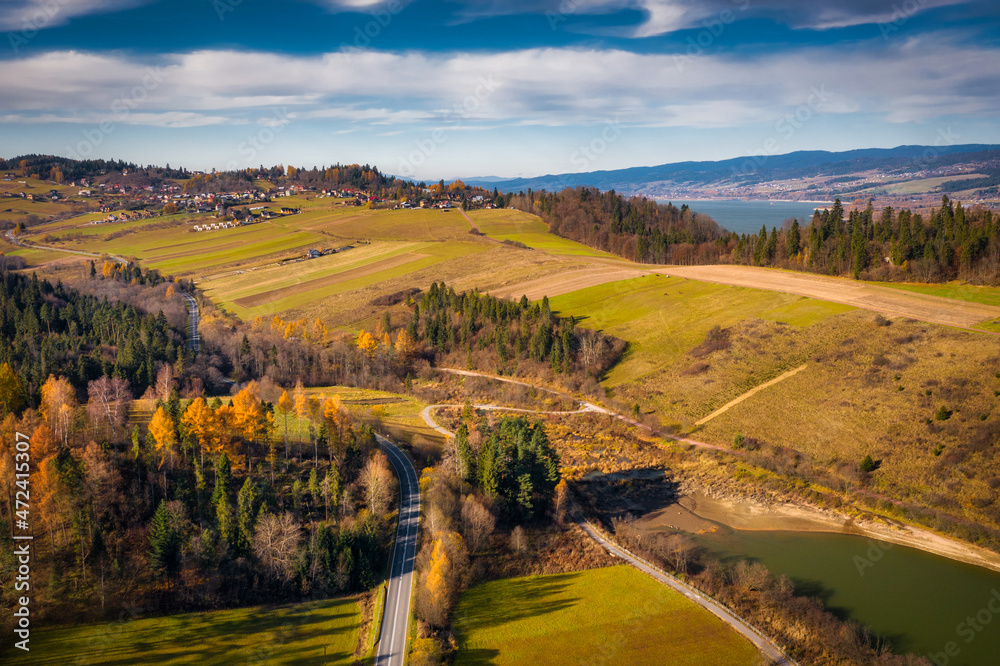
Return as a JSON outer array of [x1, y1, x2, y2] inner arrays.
[[148, 501, 181, 578]]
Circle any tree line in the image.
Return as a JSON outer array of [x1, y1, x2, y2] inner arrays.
[[510, 187, 726, 266], [727, 196, 999, 283], [386, 281, 626, 386], [0, 269, 184, 410], [510, 185, 999, 284]]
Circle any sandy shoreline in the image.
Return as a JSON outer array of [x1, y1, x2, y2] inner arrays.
[[659, 490, 1000, 574]]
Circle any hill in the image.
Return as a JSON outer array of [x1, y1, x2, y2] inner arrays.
[[467, 144, 1000, 207]]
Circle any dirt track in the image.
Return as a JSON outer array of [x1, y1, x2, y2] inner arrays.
[[489, 255, 1000, 331], [654, 265, 1000, 330]]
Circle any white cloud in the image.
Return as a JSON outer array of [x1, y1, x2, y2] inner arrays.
[[0, 38, 997, 132], [0, 0, 153, 32], [442, 0, 972, 36]]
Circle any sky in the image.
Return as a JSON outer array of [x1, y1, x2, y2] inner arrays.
[[0, 0, 998, 180]]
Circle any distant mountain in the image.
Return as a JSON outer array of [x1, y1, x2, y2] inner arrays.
[[465, 145, 1000, 197]]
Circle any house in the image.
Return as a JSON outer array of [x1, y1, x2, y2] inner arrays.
[[280, 207, 299, 215], [79, 189, 92, 196], [305, 249, 321, 259]]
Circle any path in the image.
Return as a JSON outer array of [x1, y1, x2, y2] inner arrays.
[[5, 230, 128, 264], [431, 368, 726, 451], [458, 208, 480, 233], [375, 434, 421, 666], [578, 520, 793, 665], [694, 364, 807, 427], [420, 369, 789, 663]]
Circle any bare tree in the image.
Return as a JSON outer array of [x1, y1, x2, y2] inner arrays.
[[460, 495, 495, 553], [662, 533, 695, 575], [360, 451, 396, 516], [87, 376, 132, 451], [155, 363, 174, 403], [252, 512, 302, 582], [510, 525, 528, 555]]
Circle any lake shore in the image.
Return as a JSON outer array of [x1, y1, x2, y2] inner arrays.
[[660, 488, 1000, 574]]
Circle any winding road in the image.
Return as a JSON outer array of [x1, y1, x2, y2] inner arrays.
[[375, 434, 421, 666]]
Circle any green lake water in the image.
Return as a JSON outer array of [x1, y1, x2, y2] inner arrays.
[[695, 528, 1000, 665]]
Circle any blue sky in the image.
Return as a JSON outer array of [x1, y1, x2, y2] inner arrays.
[[1, 0, 998, 179]]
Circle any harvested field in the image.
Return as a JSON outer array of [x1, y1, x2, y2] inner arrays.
[[232, 252, 429, 308], [657, 264, 1000, 330]]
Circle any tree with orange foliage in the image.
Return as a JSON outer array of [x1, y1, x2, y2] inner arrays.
[[181, 397, 215, 468], [277, 389, 293, 461], [102, 260, 116, 279], [418, 532, 468, 628], [149, 406, 178, 469], [40, 375, 76, 447], [394, 328, 416, 362], [293, 380, 307, 461], [357, 330, 377, 358], [232, 382, 273, 472]]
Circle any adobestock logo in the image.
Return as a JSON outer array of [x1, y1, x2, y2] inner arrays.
[[927, 588, 1000, 666]]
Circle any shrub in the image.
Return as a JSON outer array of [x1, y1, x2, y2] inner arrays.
[[860, 455, 878, 473], [935, 405, 953, 421]]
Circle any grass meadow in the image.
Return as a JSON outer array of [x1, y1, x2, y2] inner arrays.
[[14, 598, 361, 666], [452, 565, 760, 665]]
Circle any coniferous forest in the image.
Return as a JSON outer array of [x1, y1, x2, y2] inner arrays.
[[513, 188, 1000, 284]]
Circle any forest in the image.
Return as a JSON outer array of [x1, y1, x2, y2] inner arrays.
[[511, 187, 1000, 284]]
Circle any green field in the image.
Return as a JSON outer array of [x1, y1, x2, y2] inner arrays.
[[550, 274, 853, 390], [872, 280, 1000, 307], [452, 565, 759, 665], [15, 598, 361, 666], [470, 208, 618, 258], [200, 239, 489, 320]]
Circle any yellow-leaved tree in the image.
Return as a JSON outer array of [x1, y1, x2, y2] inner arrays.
[[356, 330, 377, 358], [277, 389, 293, 461], [39, 375, 76, 446], [148, 406, 177, 469]]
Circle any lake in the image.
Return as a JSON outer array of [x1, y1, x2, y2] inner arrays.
[[695, 527, 1000, 665], [661, 199, 831, 236]]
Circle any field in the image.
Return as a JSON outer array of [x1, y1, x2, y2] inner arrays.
[[470, 208, 619, 258], [549, 274, 854, 397], [14, 598, 361, 665], [873, 281, 1000, 308], [452, 565, 759, 665]]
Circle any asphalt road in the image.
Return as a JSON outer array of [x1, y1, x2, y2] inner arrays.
[[178, 290, 200, 352], [375, 434, 420, 666]]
